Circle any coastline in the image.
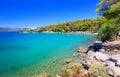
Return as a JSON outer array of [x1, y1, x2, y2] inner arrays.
[[56, 40, 120, 77], [33, 40, 120, 77], [34, 31, 98, 35]]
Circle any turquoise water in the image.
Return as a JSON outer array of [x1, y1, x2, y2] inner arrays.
[[0, 32, 95, 77]]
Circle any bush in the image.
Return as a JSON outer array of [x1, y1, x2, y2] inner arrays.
[[98, 23, 117, 42]]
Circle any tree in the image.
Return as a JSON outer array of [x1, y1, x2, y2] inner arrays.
[[96, 0, 120, 42], [96, 0, 120, 24]]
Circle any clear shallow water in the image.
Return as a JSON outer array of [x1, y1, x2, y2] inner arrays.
[[0, 32, 96, 77]]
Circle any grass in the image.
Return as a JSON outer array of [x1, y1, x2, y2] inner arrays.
[[89, 63, 108, 77]]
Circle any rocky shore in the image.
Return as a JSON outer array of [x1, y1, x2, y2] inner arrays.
[[33, 40, 120, 77], [85, 40, 120, 77], [56, 40, 120, 77], [42, 31, 98, 35]]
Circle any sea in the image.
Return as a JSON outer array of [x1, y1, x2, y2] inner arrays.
[[0, 32, 96, 77]]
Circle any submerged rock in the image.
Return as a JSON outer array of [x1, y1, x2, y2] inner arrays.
[[76, 73, 82, 77], [66, 63, 75, 69], [60, 62, 83, 77], [72, 53, 80, 57], [77, 50, 81, 52], [32, 72, 50, 77], [78, 47, 87, 53], [64, 58, 73, 64], [52, 56, 58, 63], [56, 74, 61, 77]]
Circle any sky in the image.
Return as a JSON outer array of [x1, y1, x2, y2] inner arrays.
[[0, 0, 100, 28]]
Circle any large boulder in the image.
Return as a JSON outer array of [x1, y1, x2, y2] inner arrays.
[[93, 41, 103, 51], [98, 48, 105, 52], [109, 54, 120, 66], [105, 61, 115, 67], [94, 52, 109, 62], [106, 55, 120, 77], [107, 66, 120, 77], [116, 60, 120, 67], [110, 54, 120, 61]]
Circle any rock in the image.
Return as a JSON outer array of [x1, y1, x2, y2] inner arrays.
[[83, 60, 91, 70], [109, 54, 120, 67], [88, 71, 98, 77], [60, 62, 85, 77], [77, 50, 81, 52], [105, 61, 115, 67], [78, 47, 87, 53], [32, 72, 50, 77], [107, 66, 120, 77], [105, 55, 120, 77], [110, 54, 120, 61], [86, 45, 94, 53], [93, 41, 103, 51], [118, 31, 120, 36], [76, 73, 82, 77], [66, 63, 75, 69], [72, 53, 80, 57], [94, 52, 109, 62], [64, 58, 73, 64], [65, 62, 83, 69], [113, 49, 118, 52], [52, 56, 58, 63], [87, 50, 95, 60], [99, 48, 105, 52], [81, 70, 89, 77], [116, 60, 120, 67], [56, 75, 61, 77], [61, 62, 83, 77], [66, 69, 75, 77], [108, 67, 114, 76]]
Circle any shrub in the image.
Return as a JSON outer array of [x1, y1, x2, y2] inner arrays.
[[98, 23, 117, 42]]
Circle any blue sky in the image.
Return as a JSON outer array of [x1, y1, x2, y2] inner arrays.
[[0, 0, 100, 28]]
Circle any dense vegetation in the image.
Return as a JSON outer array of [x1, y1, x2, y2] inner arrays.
[[97, 0, 120, 42], [38, 18, 106, 33]]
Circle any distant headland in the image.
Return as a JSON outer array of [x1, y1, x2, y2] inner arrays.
[[0, 27, 21, 32]]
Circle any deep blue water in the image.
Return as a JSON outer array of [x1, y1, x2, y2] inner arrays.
[[0, 32, 96, 77]]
